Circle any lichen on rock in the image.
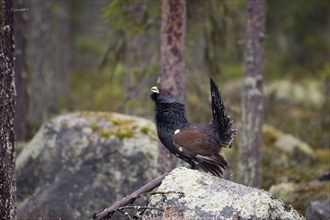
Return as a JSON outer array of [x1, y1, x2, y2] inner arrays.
[[16, 112, 160, 219], [143, 167, 304, 220]]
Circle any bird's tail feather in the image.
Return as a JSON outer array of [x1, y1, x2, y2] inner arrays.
[[210, 78, 237, 147], [196, 154, 228, 177]]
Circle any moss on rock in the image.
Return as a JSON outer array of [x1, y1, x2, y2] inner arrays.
[[16, 111, 159, 219]]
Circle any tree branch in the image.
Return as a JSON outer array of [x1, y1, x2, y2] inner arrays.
[[91, 172, 169, 220]]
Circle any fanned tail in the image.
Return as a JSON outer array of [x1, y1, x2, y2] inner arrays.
[[210, 78, 237, 147], [196, 154, 228, 177]]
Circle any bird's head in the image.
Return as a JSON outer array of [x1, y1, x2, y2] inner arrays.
[[150, 86, 180, 104]]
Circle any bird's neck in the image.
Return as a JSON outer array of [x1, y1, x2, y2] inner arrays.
[[155, 103, 188, 133]]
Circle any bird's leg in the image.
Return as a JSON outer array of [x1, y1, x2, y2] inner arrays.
[[190, 162, 199, 170]]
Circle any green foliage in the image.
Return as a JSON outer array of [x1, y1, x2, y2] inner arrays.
[[186, 0, 245, 76], [103, 0, 160, 35], [94, 0, 247, 124], [321, 63, 330, 79], [266, 0, 329, 76], [74, 37, 104, 56]]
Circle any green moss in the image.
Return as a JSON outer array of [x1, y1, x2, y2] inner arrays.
[[111, 119, 121, 126], [112, 118, 135, 126], [140, 127, 149, 134], [90, 123, 101, 132], [100, 126, 135, 140], [315, 149, 330, 162], [132, 125, 139, 130], [100, 130, 113, 138], [114, 128, 134, 140]]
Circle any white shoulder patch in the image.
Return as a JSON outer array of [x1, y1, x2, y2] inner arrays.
[[174, 129, 180, 134]]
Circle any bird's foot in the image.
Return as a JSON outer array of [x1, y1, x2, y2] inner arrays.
[[191, 163, 199, 170]]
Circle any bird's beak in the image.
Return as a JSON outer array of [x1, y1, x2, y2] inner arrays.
[[151, 86, 159, 93]]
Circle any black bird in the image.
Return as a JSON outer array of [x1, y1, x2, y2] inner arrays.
[[150, 78, 237, 177]]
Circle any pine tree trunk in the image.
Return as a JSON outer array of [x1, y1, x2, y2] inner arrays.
[[14, 0, 28, 141], [238, 0, 266, 187], [27, 0, 56, 127], [0, 0, 16, 218], [55, 0, 70, 98], [160, 0, 186, 102], [27, 0, 70, 131], [158, 0, 186, 173]]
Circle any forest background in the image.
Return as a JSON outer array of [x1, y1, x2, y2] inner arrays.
[[16, 0, 329, 144], [11, 0, 329, 216]]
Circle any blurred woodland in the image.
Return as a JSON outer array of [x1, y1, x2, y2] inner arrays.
[[14, 0, 329, 181], [14, 0, 328, 138], [4, 0, 329, 218]]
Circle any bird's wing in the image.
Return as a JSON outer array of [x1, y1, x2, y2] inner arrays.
[[172, 125, 219, 157], [210, 78, 237, 147], [172, 125, 228, 176]]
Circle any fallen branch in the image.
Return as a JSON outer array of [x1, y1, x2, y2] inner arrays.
[[141, 190, 184, 199], [114, 205, 164, 219], [91, 172, 169, 220]]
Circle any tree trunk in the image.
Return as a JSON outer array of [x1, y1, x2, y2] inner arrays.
[[160, 0, 186, 102], [27, 0, 56, 128], [0, 0, 16, 218], [55, 0, 70, 98], [238, 0, 266, 187], [14, 0, 28, 141], [27, 0, 70, 132], [158, 0, 186, 173]]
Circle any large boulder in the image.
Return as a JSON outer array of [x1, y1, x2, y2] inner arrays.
[[306, 199, 330, 220], [269, 181, 330, 216], [222, 79, 324, 108], [263, 125, 316, 160], [261, 125, 317, 190], [143, 167, 304, 220], [264, 80, 324, 108], [16, 112, 160, 219]]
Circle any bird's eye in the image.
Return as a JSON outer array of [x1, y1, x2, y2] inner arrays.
[[161, 89, 169, 94]]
